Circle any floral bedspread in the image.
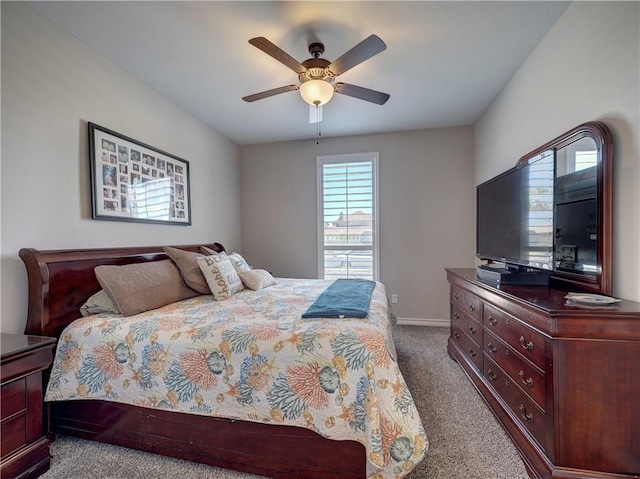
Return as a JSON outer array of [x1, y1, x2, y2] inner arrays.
[[45, 278, 427, 478]]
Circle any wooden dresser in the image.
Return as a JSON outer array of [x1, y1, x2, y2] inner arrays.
[[446, 268, 640, 479], [1, 334, 56, 479]]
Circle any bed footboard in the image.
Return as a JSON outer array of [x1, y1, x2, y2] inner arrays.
[[51, 401, 365, 479]]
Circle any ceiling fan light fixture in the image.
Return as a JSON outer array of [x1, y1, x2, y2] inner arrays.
[[299, 79, 334, 106]]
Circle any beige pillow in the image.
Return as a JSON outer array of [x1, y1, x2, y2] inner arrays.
[[238, 269, 277, 291], [201, 247, 251, 274], [80, 289, 120, 316], [197, 252, 244, 300], [163, 246, 210, 294], [95, 260, 199, 316]]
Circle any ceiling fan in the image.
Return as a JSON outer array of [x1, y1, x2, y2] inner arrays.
[[242, 35, 390, 107]]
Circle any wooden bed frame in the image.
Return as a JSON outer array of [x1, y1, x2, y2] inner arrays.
[[19, 244, 366, 479]]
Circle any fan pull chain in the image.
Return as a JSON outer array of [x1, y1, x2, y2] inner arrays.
[[315, 102, 321, 145]]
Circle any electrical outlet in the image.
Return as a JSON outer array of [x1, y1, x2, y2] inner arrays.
[[391, 294, 398, 304]]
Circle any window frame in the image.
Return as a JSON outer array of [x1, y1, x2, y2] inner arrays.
[[316, 152, 380, 281]]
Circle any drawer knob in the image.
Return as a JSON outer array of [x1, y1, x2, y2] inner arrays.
[[453, 331, 460, 339], [468, 348, 476, 357], [469, 326, 477, 335], [487, 369, 497, 381], [488, 316, 498, 326], [487, 343, 498, 354], [453, 312, 460, 320], [519, 404, 534, 422], [454, 293, 461, 300], [519, 336, 534, 350], [519, 370, 534, 387], [468, 304, 476, 312]]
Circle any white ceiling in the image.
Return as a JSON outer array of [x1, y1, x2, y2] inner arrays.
[[28, 1, 570, 145]]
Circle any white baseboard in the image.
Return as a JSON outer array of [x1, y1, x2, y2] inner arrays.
[[396, 317, 450, 327]]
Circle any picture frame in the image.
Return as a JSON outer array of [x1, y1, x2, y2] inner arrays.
[[88, 122, 191, 226]]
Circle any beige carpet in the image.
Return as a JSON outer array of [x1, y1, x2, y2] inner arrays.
[[40, 325, 529, 479]]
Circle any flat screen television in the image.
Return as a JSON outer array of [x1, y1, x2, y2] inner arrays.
[[476, 154, 555, 271]]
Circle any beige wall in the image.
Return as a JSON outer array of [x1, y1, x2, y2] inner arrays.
[[475, 1, 640, 301], [240, 127, 475, 322], [5, 1, 635, 335], [1, 3, 242, 334]]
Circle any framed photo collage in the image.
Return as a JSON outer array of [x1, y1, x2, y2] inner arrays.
[[89, 122, 191, 225]]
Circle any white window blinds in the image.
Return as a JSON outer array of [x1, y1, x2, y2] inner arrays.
[[317, 153, 379, 280]]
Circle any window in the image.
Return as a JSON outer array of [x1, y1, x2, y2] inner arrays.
[[317, 153, 379, 280]]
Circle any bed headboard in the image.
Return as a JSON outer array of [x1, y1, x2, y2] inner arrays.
[[19, 242, 225, 338]]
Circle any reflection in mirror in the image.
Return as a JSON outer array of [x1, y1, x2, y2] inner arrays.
[[524, 150, 554, 268], [517, 121, 612, 295], [554, 137, 598, 276], [556, 137, 598, 176]]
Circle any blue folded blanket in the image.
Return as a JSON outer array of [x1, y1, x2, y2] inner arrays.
[[302, 279, 375, 319]]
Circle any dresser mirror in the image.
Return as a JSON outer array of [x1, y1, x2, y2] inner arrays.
[[517, 122, 613, 295]]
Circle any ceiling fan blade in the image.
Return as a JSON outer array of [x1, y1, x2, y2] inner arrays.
[[334, 83, 390, 105], [242, 85, 299, 102], [248, 37, 307, 74], [328, 35, 387, 76]]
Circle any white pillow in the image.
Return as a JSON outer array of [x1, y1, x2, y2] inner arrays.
[[227, 252, 252, 273], [200, 247, 251, 274], [197, 252, 244, 300], [238, 269, 277, 291], [80, 289, 120, 316]]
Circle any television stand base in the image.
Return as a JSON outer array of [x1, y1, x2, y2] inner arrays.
[[476, 265, 550, 286]]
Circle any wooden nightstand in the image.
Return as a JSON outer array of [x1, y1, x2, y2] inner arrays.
[[1, 334, 56, 479]]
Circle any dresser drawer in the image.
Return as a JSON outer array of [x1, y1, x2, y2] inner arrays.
[[0, 378, 26, 420], [451, 320, 482, 371], [483, 329, 545, 409], [1, 412, 27, 457], [483, 304, 546, 369], [452, 306, 481, 347], [1, 334, 56, 479], [451, 285, 481, 321], [484, 355, 547, 451]]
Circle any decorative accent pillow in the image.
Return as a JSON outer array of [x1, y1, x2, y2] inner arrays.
[[163, 246, 210, 294], [80, 289, 120, 316], [95, 260, 199, 316], [238, 269, 277, 291], [197, 252, 244, 300], [228, 252, 252, 273], [201, 246, 252, 274]]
